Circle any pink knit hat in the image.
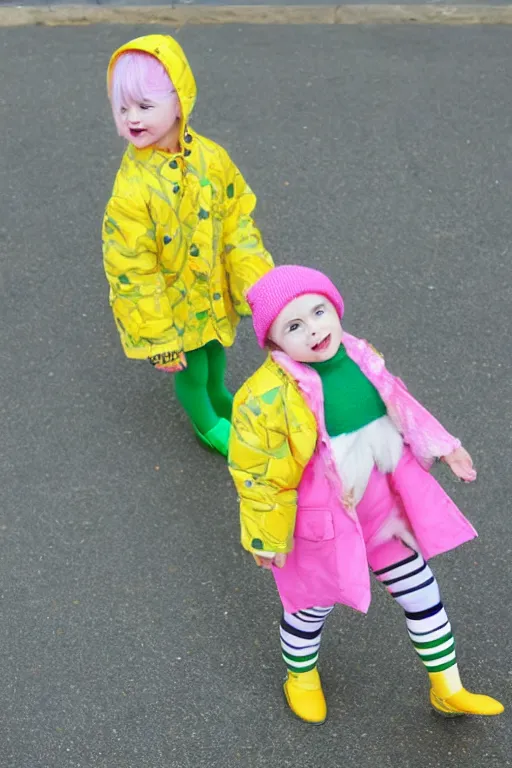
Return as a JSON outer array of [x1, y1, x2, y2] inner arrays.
[[247, 265, 344, 348]]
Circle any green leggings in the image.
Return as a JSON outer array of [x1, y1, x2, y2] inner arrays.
[[174, 340, 233, 434]]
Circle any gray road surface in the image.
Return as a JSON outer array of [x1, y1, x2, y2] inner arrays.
[[0, 22, 511, 768]]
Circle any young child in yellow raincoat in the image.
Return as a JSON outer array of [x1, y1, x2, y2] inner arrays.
[[102, 35, 273, 456]]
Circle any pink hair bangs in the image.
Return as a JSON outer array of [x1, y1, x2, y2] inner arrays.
[[110, 51, 176, 112]]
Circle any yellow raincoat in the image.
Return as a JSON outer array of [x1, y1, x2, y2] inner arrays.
[[229, 356, 318, 554], [102, 35, 273, 360]]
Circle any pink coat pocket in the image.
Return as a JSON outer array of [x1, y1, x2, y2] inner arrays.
[[294, 507, 335, 542]]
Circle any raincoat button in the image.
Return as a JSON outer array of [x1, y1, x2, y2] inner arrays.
[[244, 480, 253, 488], [190, 244, 199, 257], [169, 160, 178, 169], [184, 149, 191, 157], [163, 235, 172, 245], [173, 184, 180, 194], [213, 293, 221, 301], [184, 133, 192, 144]]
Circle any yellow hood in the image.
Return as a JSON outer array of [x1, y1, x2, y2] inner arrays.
[[107, 34, 197, 142]]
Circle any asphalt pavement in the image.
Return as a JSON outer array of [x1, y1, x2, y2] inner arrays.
[[0, 21, 511, 768]]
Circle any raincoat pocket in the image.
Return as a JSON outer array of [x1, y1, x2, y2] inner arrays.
[[294, 507, 335, 542]]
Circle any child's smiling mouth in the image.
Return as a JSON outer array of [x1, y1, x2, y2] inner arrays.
[[312, 334, 331, 352]]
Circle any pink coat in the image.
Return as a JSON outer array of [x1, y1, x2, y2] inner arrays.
[[271, 333, 478, 614]]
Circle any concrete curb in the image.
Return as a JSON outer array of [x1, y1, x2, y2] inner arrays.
[[2, 4, 512, 27]]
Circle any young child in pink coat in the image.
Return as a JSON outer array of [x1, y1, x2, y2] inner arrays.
[[228, 265, 504, 725]]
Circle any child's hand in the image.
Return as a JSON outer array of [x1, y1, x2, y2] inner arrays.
[[442, 446, 477, 482], [149, 351, 187, 373], [253, 552, 287, 569], [155, 358, 186, 373]]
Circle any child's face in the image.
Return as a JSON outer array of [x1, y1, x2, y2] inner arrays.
[[268, 293, 343, 363], [116, 94, 181, 150]]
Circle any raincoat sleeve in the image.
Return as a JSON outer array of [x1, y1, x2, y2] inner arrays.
[[228, 388, 305, 555], [221, 156, 274, 316], [102, 186, 179, 359]]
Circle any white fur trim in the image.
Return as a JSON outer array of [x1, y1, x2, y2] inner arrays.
[[330, 415, 403, 505], [369, 507, 419, 551]]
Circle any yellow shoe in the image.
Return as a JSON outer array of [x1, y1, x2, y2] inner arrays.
[[283, 667, 327, 725], [430, 688, 504, 717]]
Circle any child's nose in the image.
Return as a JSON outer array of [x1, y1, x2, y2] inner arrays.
[[127, 107, 140, 123]]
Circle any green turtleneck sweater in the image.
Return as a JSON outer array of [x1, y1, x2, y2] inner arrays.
[[308, 343, 387, 437]]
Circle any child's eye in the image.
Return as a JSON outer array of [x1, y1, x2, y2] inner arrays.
[[120, 107, 127, 114], [315, 308, 325, 317], [140, 104, 153, 111], [288, 323, 300, 333]]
